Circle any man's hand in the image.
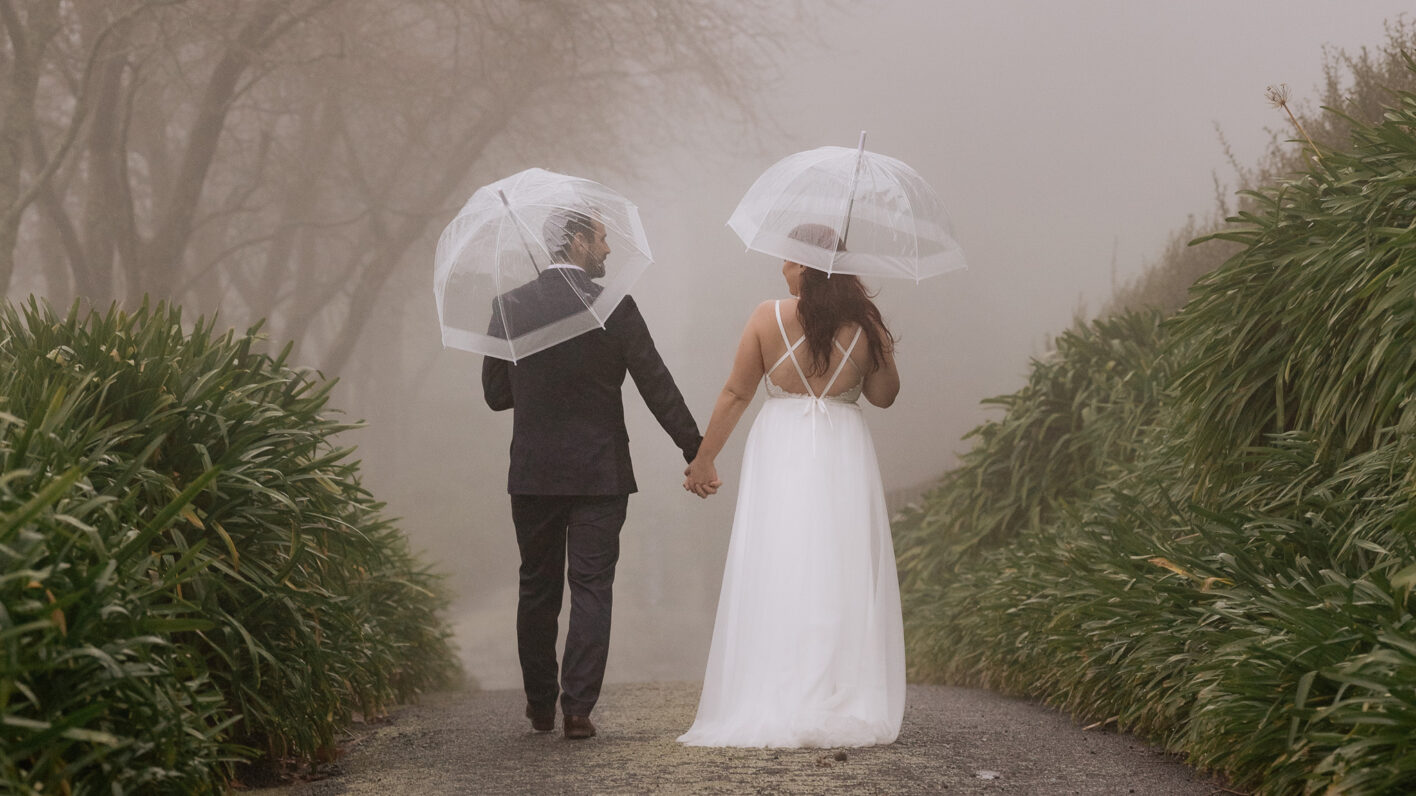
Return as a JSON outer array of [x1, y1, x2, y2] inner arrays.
[[683, 459, 721, 499]]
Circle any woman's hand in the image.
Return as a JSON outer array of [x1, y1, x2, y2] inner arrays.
[[683, 458, 721, 499], [681, 302, 771, 501]]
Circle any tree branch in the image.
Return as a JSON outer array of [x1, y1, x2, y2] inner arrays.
[[140, 0, 334, 285], [1, 1, 29, 62], [4, 1, 179, 229], [319, 112, 514, 374], [26, 125, 87, 282], [140, 4, 282, 276], [180, 209, 370, 301]]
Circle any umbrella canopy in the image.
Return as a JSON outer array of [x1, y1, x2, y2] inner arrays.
[[727, 133, 966, 281], [434, 168, 653, 362]]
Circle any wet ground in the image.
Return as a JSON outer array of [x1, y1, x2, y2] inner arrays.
[[248, 681, 1235, 795]]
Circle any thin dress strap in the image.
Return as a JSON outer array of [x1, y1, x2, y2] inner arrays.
[[773, 300, 816, 398], [821, 326, 864, 396], [768, 300, 807, 374]]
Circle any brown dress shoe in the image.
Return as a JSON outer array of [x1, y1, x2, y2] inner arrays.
[[526, 704, 555, 733], [563, 714, 596, 740]]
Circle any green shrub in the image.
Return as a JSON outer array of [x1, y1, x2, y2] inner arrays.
[[893, 310, 1172, 611], [1172, 104, 1416, 481], [0, 298, 459, 794], [897, 79, 1416, 794]]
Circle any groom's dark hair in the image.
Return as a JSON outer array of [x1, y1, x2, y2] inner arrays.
[[544, 210, 596, 262]]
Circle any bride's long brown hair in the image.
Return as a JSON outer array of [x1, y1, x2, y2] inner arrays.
[[790, 224, 895, 377]]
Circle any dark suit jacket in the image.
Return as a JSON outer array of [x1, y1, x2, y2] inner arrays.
[[482, 268, 701, 495]]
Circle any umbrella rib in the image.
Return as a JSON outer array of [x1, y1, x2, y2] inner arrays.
[[557, 267, 607, 329], [499, 190, 542, 276], [490, 213, 519, 363], [722, 143, 960, 283], [438, 168, 660, 360], [898, 172, 921, 283]]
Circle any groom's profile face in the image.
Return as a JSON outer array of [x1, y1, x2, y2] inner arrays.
[[575, 221, 610, 279]]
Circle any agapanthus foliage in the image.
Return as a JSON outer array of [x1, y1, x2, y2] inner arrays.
[[0, 299, 458, 793]]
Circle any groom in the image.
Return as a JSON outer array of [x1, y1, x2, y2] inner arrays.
[[482, 210, 703, 740]]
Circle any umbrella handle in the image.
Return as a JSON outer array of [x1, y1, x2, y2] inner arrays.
[[838, 130, 867, 261]]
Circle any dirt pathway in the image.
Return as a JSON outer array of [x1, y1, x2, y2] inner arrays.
[[250, 682, 1232, 795]]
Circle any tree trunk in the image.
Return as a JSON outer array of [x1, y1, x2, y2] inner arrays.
[[258, 90, 341, 345], [131, 3, 285, 303], [78, 36, 129, 302], [318, 113, 513, 374], [0, 0, 61, 293]]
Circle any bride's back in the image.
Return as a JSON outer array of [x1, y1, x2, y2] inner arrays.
[[758, 298, 868, 400]]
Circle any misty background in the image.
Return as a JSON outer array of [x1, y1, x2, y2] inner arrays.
[[5, 1, 1411, 690]]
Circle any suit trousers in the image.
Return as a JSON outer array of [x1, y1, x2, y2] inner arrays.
[[510, 493, 629, 717]]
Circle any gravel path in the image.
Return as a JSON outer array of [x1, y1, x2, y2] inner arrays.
[[250, 682, 1232, 795]]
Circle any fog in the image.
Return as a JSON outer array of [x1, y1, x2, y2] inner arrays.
[[329, 2, 1412, 690], [10, 1, 1408, 692]]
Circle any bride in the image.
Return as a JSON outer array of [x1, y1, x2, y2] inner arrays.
[[679, 223, 905, 748]]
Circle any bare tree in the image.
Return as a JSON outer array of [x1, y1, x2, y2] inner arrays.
[[4, 0, 792, 374], [1, 0, 174, 292]]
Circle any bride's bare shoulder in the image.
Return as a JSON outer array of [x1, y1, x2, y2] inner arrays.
[[747, 299, 781, 326], [750, 297, 797, 316]]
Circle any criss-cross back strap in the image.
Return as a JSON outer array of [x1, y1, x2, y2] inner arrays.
[[768, 304, 807, 373], [772, 300, 865, 398], [822, 326, 864, 396], [773, 300, 816, 398]]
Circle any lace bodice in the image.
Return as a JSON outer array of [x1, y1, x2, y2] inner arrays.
[[763, 300, 863, 404], [764, 374, 862, 403]]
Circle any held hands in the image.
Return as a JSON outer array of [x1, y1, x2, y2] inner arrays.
[[683, 458, 721, 499]]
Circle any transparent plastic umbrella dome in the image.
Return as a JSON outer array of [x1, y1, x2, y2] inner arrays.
[[434, 168, 653, 362], [727, 134, 966, 281]]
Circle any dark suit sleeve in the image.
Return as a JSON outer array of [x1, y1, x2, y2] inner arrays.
[[482, 357, 512, 411], [614, 296, 702, 462], [482, 300, 513, 411]]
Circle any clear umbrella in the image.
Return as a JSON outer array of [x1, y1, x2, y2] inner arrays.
[[727, 132, 966, 281], [434, 168, 653, 362]]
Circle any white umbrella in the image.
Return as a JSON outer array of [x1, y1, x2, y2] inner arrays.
[[434, 168, 653, 362], [728, 132, 966, 281]]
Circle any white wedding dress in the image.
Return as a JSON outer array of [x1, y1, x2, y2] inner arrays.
[[678, 300, 906, 748]]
